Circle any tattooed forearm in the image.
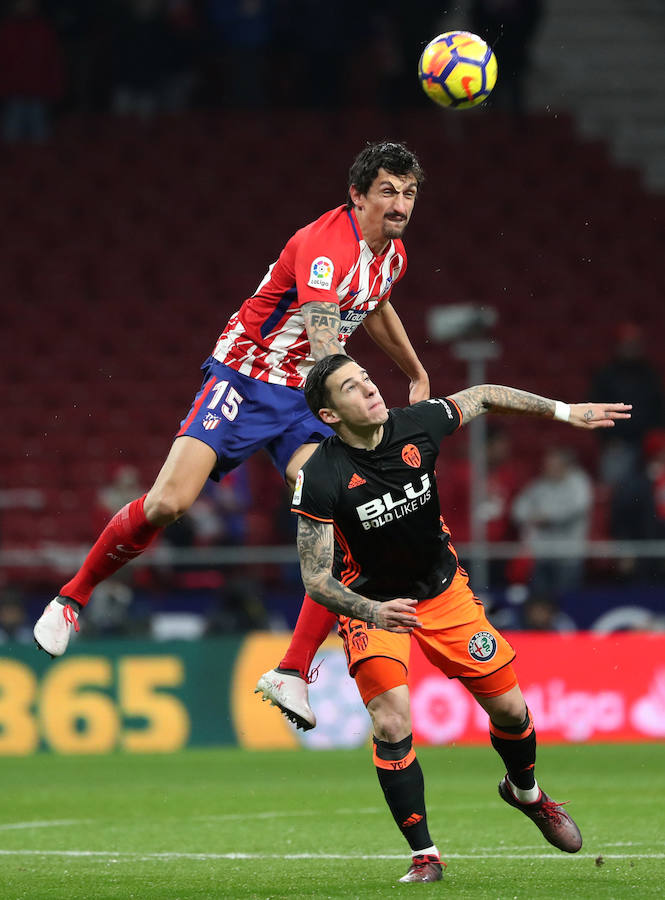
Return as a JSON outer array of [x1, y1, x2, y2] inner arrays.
[[302, 301, 345, 361], [449, 384, 555, 424], [309, 578, 383, 625], [296, 515, 334, 580], [297, 517, 382, 624]]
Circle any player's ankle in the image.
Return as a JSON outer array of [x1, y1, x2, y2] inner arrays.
[[508, 777, 540, 804], [57, 596, 82, 614], [275, 666, 303, 678], [413, 844, 438, 858]]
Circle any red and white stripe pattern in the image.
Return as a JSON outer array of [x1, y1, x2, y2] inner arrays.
[[212, 205, 406, 388]]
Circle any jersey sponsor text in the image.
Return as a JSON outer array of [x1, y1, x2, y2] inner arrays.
[[356, 474, 432, 530]]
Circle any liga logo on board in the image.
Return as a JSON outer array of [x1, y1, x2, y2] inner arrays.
[[308, 256, 334, 289]]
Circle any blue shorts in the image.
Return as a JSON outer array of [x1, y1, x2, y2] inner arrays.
[[177, 357, 334, 481]]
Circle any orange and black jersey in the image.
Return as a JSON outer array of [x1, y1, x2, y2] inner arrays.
[[291, 397, 462, 602]]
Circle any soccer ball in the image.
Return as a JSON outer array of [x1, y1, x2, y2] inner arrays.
[[418, 31, 497, 109]]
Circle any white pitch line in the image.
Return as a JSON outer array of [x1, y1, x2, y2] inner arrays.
[[195, 803, 497, 823], [195, 807, 384, 822], [0, 820, 92, 831], [0, 850, 663, 861]]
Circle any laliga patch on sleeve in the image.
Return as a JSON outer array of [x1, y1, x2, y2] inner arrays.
[[307, 256, 334, 290], [292, 469, 305, 506]]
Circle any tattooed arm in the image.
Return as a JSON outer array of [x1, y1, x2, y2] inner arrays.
[[448, 384, 632, 429], [301, 300, 346, 361], [296, 515, 421, 632]]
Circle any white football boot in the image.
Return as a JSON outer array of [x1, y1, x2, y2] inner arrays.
[[254, 668, 316, 730], [34, 597, 80, 657]]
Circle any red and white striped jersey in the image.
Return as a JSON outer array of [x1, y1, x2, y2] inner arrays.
[[212, 205, 407, 388]]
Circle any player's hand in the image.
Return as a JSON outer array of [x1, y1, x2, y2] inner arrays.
[[568, 402, 632, 429], [376, 598, 422, 633], [408, 373, 430, 405]]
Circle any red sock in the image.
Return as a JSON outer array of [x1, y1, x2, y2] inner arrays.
[[279, 593, 338, 678], [60, 494, 160, 606]]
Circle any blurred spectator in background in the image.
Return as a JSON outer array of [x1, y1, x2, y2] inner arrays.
[[490, 587, 577, 631], [479, 428, 524, 543], [162, 0, 202, 111], [519, 590, 576, 631], [645, 429, 665, 539], [608, 428, 665, 580], [0, 587, 33, 643], [469, 0, 543, 120], [590, 322, 665, 488], [43, 0, 104, 112], [511, 445, 592, 594], [94, 463, 145, 534], [439, 427, 525, 585], [109, 0, 199, 118], [205, 574, 269, 633], [86, 464, 145, 635], [439, 428, 524, 541], [205, 0, 272, 107], [292, 0, 356, 108], [341, 4, 407, 113], [163, 467, 251, 555], [159, 466, 251, 590], [0, 0, 65, 142]]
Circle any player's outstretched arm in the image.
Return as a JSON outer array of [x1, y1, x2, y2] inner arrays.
[[449, 384, 632, 429], [302, 300, 347, 361], [363, 301, 430, 404], [296, 515, 421, 632]]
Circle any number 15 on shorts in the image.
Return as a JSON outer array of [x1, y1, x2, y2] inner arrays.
[[207, 380, 244, 421]]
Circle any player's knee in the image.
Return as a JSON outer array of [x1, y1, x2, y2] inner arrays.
[[496, 706, 527, 729], [486, 692, 528, 728], [144, 487, 190, 526], [371, 708, 411, 744]]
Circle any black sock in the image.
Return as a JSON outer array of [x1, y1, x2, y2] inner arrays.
[[57, 596, 81, 614], [374, 734, 432, 852], [489, 707, 537, 791]]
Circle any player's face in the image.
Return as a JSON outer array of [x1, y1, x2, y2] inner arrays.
[[351, 169, 418, 252], [322, 362, 388, 429]]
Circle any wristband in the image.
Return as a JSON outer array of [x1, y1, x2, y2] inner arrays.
[[554, 400, 571, 422]]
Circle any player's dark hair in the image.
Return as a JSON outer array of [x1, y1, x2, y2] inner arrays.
[[304, 354, 353, 420], [346, 141, 425, 209]]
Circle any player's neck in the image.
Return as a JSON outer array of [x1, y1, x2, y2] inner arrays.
[[338, 423, 384, 451], [364, 236, 390, 257], [353, 209, 390, 257]]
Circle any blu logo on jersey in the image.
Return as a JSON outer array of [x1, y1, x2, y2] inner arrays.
[[356, 474, 431, 530]]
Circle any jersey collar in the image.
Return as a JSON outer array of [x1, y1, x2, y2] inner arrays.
[[339, 415, 393, 456], [346, 206, 362, 242]]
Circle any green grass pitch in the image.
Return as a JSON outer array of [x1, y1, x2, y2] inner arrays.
[[1, 743, 662, 899]]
